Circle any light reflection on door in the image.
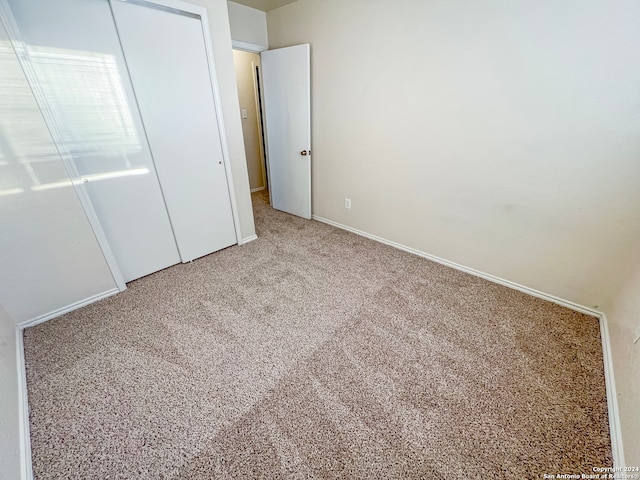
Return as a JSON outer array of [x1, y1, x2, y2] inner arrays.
[[7, 0, 181, 282]]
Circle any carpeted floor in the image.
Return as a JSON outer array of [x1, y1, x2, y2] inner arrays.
[[24, 190, 611, 479]]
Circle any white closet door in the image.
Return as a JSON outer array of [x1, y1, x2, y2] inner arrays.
[[8, 0, 181, 282], [111, 0, 237, 262]]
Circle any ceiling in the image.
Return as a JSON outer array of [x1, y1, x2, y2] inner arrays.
[[230, 0, 298, 12]]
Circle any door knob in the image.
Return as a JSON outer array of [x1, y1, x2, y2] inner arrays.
[[300, 150, 307, 156]]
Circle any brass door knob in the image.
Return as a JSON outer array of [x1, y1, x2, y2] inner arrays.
[[300, 150, 308, 156]]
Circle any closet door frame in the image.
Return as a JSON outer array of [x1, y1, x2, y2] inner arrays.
[[1, 0, 242, 290]]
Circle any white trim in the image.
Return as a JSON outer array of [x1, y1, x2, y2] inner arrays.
[[232, 39, 267, 53], [8, 223, 625, 477], [250, 186, 266, 193], [313, 215, 600, 316], [16, 327, 32, 480], [313, 214, 624, 466], [598, 313, 625, 469], [18, 289, 119, 329], [238, 234, 258, 245], [16, 287, 121, 479]]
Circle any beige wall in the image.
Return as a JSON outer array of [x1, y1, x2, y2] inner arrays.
[[233, 50, 265, 190], [267, 0, 640, 310], [0, 306, 21, 480], [607, 245, 640, 466], [186, 0, 256, 243]]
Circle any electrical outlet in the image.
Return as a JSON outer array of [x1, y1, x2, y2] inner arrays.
[[344, 198, 351, 209]]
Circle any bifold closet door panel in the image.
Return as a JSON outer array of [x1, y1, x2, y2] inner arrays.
[[111, 0, 237, 262], [8, 0, 181, 282]]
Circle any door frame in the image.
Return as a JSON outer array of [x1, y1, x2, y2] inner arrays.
[[232, 46, 269, 194], [252, 61, 268, 192], [232, 40, 272, 204], [1, 0, 244, 290]]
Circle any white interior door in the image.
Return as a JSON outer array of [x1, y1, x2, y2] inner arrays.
[[111, 0, 237, 262], [261, 44, 311, 219], [8, 0, 181, 282]]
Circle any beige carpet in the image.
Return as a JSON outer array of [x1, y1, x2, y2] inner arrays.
[[24, 190, 611, 479]]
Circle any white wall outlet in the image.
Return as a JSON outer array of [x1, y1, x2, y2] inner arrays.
[[344, 198, 351, 209], [241, 108, 248, 119]]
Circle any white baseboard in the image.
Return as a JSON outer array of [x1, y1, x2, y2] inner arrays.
[[18, 288, 120, 329], [312, 215, 599, 316], [312, 214, 623, 467], [250, 186, 266, 193], [598, 313, 625, 469], [14, 218, 624, 471], [238, 234, 258, 245], [16, 288, 119, 479], [16, 327, 32, 480]]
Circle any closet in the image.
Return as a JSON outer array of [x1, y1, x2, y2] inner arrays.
[[8, 0, 237, 282]]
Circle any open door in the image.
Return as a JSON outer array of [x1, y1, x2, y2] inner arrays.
[[261, 44, 311, 219]]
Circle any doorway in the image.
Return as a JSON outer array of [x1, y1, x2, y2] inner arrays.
[[232, 44, 312, 220], [232, 49, 268, 194]]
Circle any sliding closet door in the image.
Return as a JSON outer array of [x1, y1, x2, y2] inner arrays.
[[8, 0, 181, 282], [111, 0, 237, 262]]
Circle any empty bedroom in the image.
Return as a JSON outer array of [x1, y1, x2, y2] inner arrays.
[[0, 0, 638, 478]]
